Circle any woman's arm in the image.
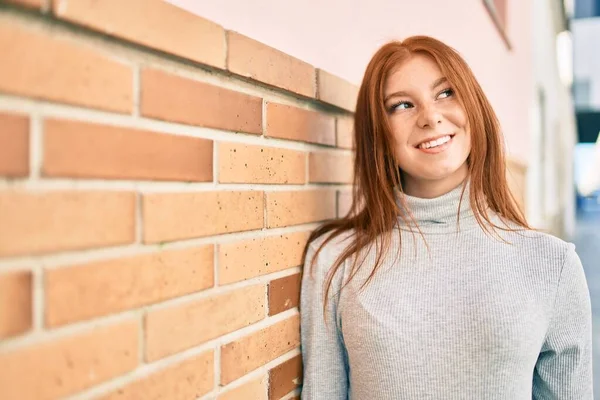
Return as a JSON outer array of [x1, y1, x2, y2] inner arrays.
[[300, 242, 349, 399], [532, 244, 593, 399]]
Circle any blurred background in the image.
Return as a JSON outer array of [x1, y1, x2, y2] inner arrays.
[[571, 0, 600, 393], [0, 0, 598, 399]]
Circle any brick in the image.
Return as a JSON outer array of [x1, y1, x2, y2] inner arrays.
[[317, 69, 359, 112], [218, 376, 268, 400], [0, 112, 29, 177], [99, 351, 214, 400], [0, 21, 132, 113], [309, 152, 354, 184], [266, 190, 336, 228], [266, 103, 335, 146], [143, 191, 263, 244], [268, 273, 301, 316], [4, 0, 43, 9], [53, 0, 225, 68], [0, 191, 135, 257], [0, 270, 32, 339], [43, 119, 213, 182], [227, 32, 315, 98], [219, 231, 310, 285], [0, 320, 138, 400], [145, 284, 266, 361], [46, 246, 214, 327], [219, 142, 305, 184], [221, 314, 300, 385], [269, 355, 302, 400], [336, 115, 354, 149], [337, 190, 354, 218], [141, 68, 262, 134]]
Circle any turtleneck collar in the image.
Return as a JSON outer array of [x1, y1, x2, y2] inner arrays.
[[396, 180, 479, 234]]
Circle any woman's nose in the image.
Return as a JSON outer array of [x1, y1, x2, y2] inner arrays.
[[417, 105, 443, 128]]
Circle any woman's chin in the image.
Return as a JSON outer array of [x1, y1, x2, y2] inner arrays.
[[404, 162, 469, 184]]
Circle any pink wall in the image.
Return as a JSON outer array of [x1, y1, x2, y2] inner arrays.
[[167, 0, 533, 159]]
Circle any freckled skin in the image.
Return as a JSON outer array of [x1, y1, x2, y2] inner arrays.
[[384, 54, 472, 197]]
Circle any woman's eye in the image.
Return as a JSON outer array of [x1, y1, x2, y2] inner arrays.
[[390, 101, 413, 111], [438, 88, 454, 99]]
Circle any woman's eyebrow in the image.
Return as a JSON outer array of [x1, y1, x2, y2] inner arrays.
[[384, 90, 409, 102], [431, 77, 448, 90], [384, 77, 449, 103]]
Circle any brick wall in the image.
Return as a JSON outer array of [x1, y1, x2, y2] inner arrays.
[[0, 1, 356, 399]]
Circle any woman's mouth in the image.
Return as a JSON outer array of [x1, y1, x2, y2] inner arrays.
[[416, 134, 455, 154]]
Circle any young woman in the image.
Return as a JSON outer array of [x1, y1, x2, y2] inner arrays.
[[300, 36, 593, 399]]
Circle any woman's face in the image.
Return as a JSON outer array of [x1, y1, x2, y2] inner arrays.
[[383, 53, 471, 197]]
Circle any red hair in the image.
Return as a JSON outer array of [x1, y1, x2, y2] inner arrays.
[[303, 36, 529, 312]]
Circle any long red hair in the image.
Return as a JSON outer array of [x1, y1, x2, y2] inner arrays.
[[303, 36, 529, 310]]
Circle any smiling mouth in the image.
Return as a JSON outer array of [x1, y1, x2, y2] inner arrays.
[[415, 134, 455, 150]]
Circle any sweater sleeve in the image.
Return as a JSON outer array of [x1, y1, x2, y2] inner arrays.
[[300, 242, 349, 400], [532, 244, 593, 399]]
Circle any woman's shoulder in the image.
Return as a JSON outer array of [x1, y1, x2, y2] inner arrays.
[[489, 215, 572, 255], [499, 225, 578, 275], [507, 226, 570, 246], [307, 229, 355, 263], [302, 230, 356, 289]]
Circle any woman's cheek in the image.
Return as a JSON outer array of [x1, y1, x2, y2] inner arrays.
[[447, 104, 468, 128]]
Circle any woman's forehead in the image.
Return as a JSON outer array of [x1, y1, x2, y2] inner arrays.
[[384, 54, 445, 94]]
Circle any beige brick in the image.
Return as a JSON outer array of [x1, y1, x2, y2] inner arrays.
[[4, 0, 43, 9], [266, 103, 335, 146], [317, 69, 359, 112], [269, 355, 302, 400], [0, 321, 138, 400], [309, 152, 354, 184], [337, 190, 354, 218], [219, 231, 310, 285], [143, 191, 263, 244], [0, 270, 32, 339], [219, 142, 305, 184], [141, 68, 262, 134], [336, 115, 355, 149], [99, 351, 214, 400], [269, 273, 301, 316], [0, 191, 135, 257], [0, 112, 29, 178], [145, 284, 266, 361], [46, 246, 214, 327], [227, 32, 315, 98], [0, 21, 132, 113], [53, 0, 226, 68], [218, 376, 268, 400], [43, 118, 213, 182], [221, 314, 300, 385], [266, 190, 336, 228]]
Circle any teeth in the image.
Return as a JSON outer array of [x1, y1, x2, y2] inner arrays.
[[419, 135, 451, 149]]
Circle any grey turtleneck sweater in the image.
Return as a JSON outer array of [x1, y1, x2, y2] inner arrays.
[[300, 183, 593, 399]]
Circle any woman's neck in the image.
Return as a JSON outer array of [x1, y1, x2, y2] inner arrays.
[[397, 178, 477, 233], [402, 165, 468, 199]]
